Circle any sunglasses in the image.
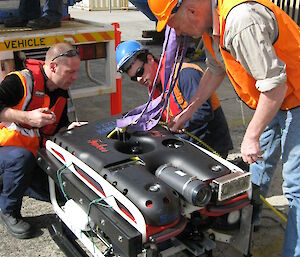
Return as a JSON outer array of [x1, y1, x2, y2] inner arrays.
[[130, 62, 145, 81], [51, 49, 79, 61]]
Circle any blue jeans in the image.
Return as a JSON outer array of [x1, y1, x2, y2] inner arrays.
[[0, 146, 50, 215], [0, 147, 35, 215], [250, 107, 300, 257], [19, 0, 62, 20]]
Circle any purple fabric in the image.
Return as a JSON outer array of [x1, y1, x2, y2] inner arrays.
[[164, 26, 178, 90], [116, 94, 163, 128], [137, 28, 172, 119]]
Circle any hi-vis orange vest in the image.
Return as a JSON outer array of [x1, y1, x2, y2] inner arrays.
[[0, 60, 66, 155], [148, 59, 221, 122], [203, 0, 300, 110]]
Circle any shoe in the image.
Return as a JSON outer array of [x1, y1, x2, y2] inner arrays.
[[4, 17, 28, 27], [0, 210, 33, 239], [27, 17, 61, 30]]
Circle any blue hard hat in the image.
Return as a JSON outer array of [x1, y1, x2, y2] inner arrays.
[[116, 41, 147, 72]]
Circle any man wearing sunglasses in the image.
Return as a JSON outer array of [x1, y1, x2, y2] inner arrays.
[[0, 43, 84, 239], [116, 40, 233, 159]]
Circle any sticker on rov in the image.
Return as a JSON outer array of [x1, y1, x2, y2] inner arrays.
[[88, 139, 108, 153]]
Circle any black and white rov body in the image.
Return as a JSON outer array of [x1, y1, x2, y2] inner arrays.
[[37, 118, 253, 257]]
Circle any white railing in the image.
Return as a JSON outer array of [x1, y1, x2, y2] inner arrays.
[[271, 0, 300, 24], [72, 0, 131, 11]]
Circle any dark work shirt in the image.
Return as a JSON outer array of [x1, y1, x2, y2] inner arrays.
[[0, 73, 70, 132], [177, 67, 233, 158], [0, 74, 24, 111]]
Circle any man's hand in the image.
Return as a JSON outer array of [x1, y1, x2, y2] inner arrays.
[[168, 108, 194, 132], [57, 121, 88, 132], [240, 83, 287, 164], [168, 112, 186, 132], [241, 134, 264, 164], [67, 121, 88, 130], [25, 108, 56, 128]]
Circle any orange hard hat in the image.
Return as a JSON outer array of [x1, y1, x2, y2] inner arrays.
[[148, 0, 178, 32]]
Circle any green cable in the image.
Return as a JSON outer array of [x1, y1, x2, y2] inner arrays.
[[56, 163, 72, 201], [86, 196, 113, 253]]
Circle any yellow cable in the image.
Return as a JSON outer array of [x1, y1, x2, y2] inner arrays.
[[158, 121, 221, 157], [260, 194, 287, 223], [107, 127, 127, 139], [130, 155, 146, 166], [107, 128, 117, 139], [183, 130, 221, 157], [130, 156, 140, 161]]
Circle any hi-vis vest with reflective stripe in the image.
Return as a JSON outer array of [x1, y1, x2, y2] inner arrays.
[[156, 60, 220, 121], [0, 61, 65, 155], [203, 0, 300, 110], [0, 68, 47, 155]]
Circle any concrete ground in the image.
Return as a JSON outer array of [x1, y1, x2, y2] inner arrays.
[[0, 7, 289, 257]]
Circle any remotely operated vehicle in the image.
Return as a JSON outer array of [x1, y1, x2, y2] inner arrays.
[[37, 117, 253, 257]]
